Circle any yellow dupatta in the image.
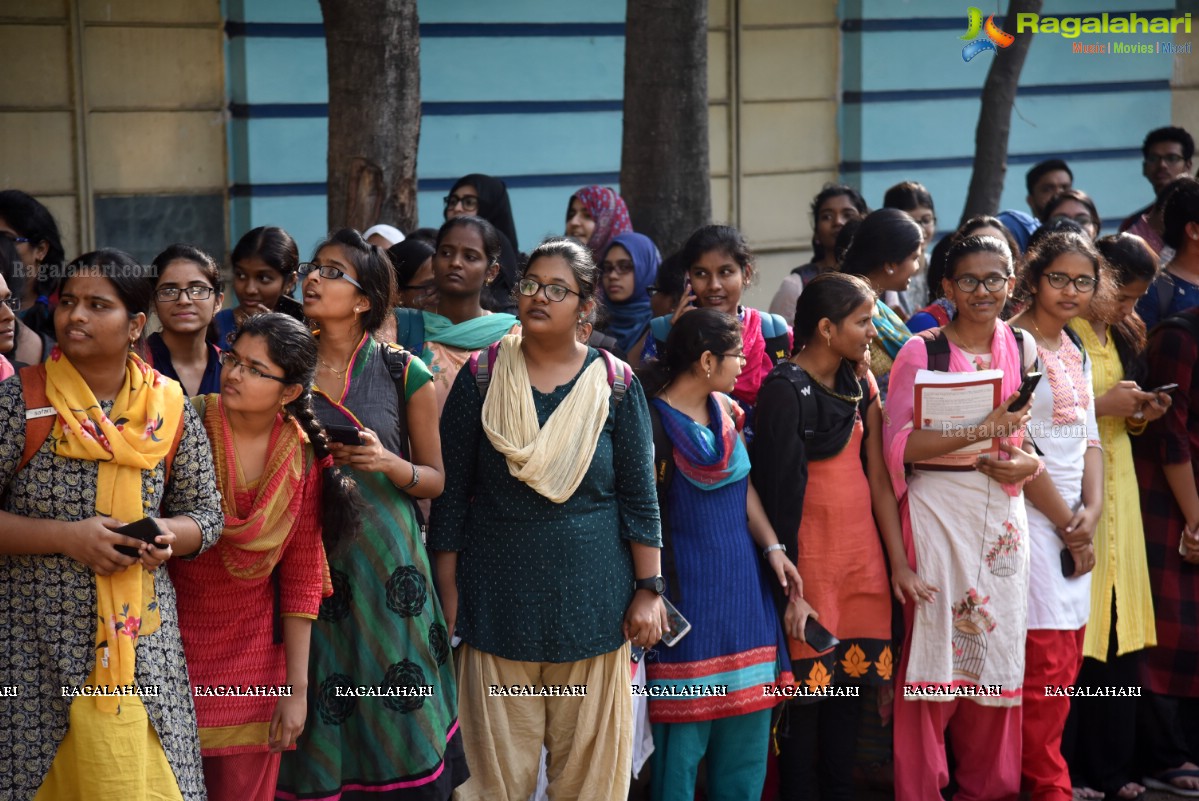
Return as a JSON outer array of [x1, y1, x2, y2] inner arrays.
[[44, 350, 183, 712]]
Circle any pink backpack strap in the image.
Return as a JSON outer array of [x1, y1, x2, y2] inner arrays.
[[469, 341, 504, 400], [598, 349, 633, 405]]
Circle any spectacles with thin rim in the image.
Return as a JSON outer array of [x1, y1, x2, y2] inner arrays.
[[517, 277, 580, 303], [1048, 213, 1095, 230], [298, 262, 365, 291], [0, 297, 21, 312], [952, 275, 1009, 293], [156, 285, 216, 303], [401, 281, 436, 294], [0, 232, 30, 245], [1043, 272, 1097, 292], [443, 194, 480, 212], [1144, 153, 1187, 167], [719, 351, 748, 362], [219, 351, 289, 383]]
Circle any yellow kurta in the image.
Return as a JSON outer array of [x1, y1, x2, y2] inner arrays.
[[1070, 319, 1157, 659]]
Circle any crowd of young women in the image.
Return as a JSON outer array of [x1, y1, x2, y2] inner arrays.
[[2, 172, 1199, 801]]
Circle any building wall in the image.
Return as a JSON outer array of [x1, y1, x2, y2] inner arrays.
[[840, 0, 1181, 239], [0, 0, 226, 264]]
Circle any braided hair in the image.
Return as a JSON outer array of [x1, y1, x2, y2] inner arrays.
[[233, 313, 362, 554]]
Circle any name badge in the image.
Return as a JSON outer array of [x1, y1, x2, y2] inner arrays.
[[25, 406, 57, 420]]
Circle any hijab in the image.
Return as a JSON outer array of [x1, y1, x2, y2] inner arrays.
[[572, 186, 632, 259], [599, 232, 659, 353]]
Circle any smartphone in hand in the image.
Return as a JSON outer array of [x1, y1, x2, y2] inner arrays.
[[1008, 372, 1044, 412], [114, 518, 163, 558], [325, 424, 364, 446], [804, 617, 839, 653]]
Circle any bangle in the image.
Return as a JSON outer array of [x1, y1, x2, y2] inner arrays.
[[762, 543, 786, 559], [400, 463, 420, 491]]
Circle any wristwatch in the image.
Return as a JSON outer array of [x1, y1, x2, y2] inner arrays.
[[634, 575, 666, 595]]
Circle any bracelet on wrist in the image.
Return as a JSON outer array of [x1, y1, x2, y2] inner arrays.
[[400, 463, 420, 491], [762, 543, 786, 559]]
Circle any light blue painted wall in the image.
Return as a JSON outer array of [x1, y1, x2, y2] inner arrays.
[[224, 0, 627, 254], [840, 0, 1180, 235]]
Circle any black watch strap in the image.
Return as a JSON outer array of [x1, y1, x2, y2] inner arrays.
[[634, 575, 666, 595]]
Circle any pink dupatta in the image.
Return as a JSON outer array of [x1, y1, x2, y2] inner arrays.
[[882, 322, 1028, 501]]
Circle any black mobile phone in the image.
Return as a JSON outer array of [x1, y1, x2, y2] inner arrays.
[[325, 424, 364, 446], [274, 293, 306, 322], [114, 518, 163, 558], [1060, 547, 1076, 578], [804, 617, 839, 653], [1008, 371, 1044, 412], [1152, 383, 1179, 395]]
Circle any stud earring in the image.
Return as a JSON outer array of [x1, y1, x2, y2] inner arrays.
[[706, 369, 711, 379], [886, 268, 894, 275]]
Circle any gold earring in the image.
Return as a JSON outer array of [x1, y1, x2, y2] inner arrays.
[[825, 331, 832, 347]]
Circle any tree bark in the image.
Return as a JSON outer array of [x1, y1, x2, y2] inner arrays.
[[960, 0, 1043, 223], [321, 0, 420, 233], [620, 0, 710, 258]]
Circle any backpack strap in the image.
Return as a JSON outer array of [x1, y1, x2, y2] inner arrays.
[[377, 343, 415, 461], [917, 329, 952, 373], [760, 312, 792, 364], [17, 364, 186, 482], [647, 402, 680, 604], [1061, 324, 1087, 366], [598, 349, 633, 406], [468, 341, 504, 401]]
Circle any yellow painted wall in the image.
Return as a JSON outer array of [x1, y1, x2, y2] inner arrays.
[[0, 0, 224, 256], [708, 0, 840, 312]]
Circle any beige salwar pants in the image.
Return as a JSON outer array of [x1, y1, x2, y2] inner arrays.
[[453, 641, 633, 801]]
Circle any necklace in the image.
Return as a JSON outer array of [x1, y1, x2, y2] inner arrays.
[[1027, 316, 1060, 350], [318, 356, 350, 377], [944, 324, 990, 354]]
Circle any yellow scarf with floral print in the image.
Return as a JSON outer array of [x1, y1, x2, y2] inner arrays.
[[44, 351, 182, 712]]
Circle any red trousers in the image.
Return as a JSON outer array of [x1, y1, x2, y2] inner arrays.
[[893, 618, 1022, 801], [1020, 628, 1085, 801]]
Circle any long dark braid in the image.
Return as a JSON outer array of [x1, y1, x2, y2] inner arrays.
[[234, 313, 363, 554]]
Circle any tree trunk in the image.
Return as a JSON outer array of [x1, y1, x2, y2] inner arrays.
[[960, 0, 1043, 223], [321, 0, 420, 233], [620, 0, 710, 257]]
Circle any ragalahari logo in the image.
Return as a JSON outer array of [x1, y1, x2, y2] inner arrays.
[[961, 7, 1015, 61]]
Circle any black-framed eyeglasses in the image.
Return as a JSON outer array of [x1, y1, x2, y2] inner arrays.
[[298, 262, 364, 291], [953, 275, 1009, 293], [517, 277, 580, 303], [219, 351, 289, 383], [1043, 272, 1097, 292], [156, 285, 216, 302], [0, 232, 30, 245], [1048, 213, 1095, 229], [443, 194, 480, 212], [1144, 153, 1186, 166], [719, 351, 747, 362], [401, 281, 436, 294], [0, 297, 21, 312]]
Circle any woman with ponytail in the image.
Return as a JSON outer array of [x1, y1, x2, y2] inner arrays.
[[171, 313, 359, 800], [277, 228, 466, 800]]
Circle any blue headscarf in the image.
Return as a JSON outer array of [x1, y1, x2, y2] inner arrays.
[[599, 232, 659, 353]]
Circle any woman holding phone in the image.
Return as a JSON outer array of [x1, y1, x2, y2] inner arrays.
[[640, 307, 799, 801], [885, 235, 1042, 800], [754, 273, 930, 801], [0, 249, 223, 799], [276, 229, 466, 800], [1008, 231, 1105, 800]]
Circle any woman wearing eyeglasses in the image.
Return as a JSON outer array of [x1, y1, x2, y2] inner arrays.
[[275, 228, 465, 800], [0, 189, 66, 344], [0, 249, 223, 800], [0, 235, 55, 368], [444, 174, 521, 313], [598, 232, 660, 365], [430, 237, 663, 801], [147, 245, 225, 396], [171, 313, 362, 801], [885, 235, 1041, 800], [1008, 232, 1105, 801], [393, 217, 519, 413], [1041, 189, 1102, 242]]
